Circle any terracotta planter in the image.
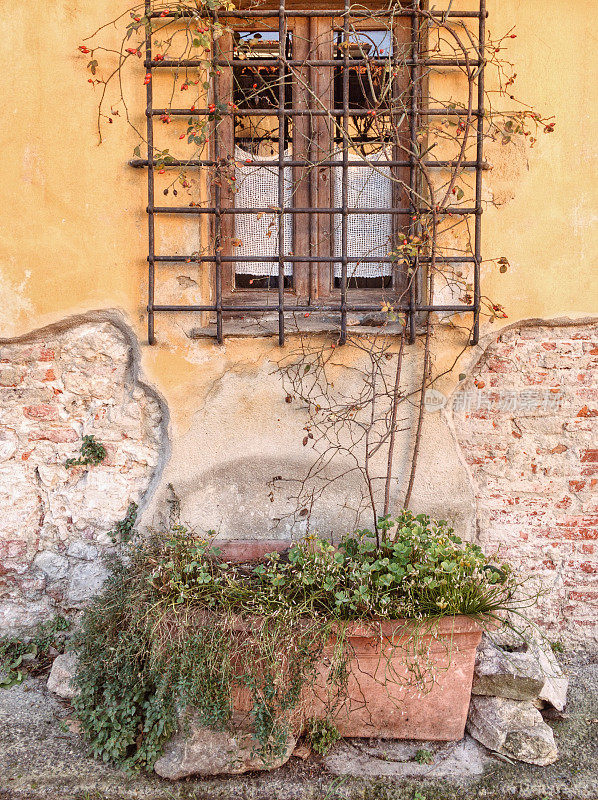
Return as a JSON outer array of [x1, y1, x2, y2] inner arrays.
[[216, 543, 482, 741], [307, 615, 482, 740]]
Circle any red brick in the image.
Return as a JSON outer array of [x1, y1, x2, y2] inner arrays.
[[581, 450, 598, 463], [23, 404, 58, 421], [568, 591, 598, 602], [569, 480, 586, 492], [217, 540, 291, 562], [28, 428, 78, 443]]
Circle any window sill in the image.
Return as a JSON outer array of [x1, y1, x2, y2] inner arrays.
[[187, 312, 410, 340]]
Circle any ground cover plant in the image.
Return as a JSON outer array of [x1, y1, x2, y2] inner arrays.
[[72, 511, 533, 770], [0, 616, 71, 689]]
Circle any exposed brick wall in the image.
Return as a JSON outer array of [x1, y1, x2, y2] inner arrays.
[[0, 316, 166, 633], [452, 320, 598, 649]]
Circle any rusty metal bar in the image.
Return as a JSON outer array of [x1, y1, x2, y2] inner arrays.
[[150, 107, 480, 117], [150, 9, 486, 18], [212, 9, 223, 343], [145, 0, 155, 345], [149, 205, 479, 215], [149, 57, 482, 68], [131, 158, 483, 168], [151, 303, 476, 313], [277, 0, 286, 345], [408, 0, 419, 344], [339, 0, 350, 344], [153, 255, 476, 263], [472, 0, 486, 346]]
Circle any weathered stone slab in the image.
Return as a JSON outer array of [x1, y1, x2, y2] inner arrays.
[[154, 713, 296, 779], [47, 652, 79, 700], [472, 634, 568, 711], [467, 695, 558, 766]]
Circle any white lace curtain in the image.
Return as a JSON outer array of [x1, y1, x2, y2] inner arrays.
[[233, 146, 392, 277], [233, 146, 293, 276]]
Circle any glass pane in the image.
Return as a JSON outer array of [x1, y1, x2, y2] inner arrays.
[[232, 30, 293, 287], [333, 28, 395, 289]]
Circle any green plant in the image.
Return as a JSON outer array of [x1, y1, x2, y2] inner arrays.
[[307, 718, 341, 755], [65, 435, 107, 469], [550, 640, 565, 654], [415, 748, 434, 764], [252, 511, 521, 621], [72, 513, 532, 772], [109, 502, 138, 544], [0, 616, 70, 689]]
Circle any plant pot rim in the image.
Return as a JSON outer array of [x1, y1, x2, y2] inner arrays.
[[339, 614, 483, 638], [230, 613, 483, 636]]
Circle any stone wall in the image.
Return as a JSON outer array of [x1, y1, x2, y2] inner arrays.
[[0, 314, 167, 633], [1, 312, 595, 651], [452, 319, 598, 649]]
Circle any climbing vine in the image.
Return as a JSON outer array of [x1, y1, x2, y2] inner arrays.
[[77, 1, 554, 531]]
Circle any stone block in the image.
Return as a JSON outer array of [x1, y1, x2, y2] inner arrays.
[[467, 696, 558, 766], [154, 712, 296, 779], [47, 652, 79, 700], [67, 561, 107, 605], [472, 635, 568, 711], [34, 551, 69, 582]]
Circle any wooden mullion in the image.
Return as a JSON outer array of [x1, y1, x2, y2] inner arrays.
[[309, 16, 335, 299], [216, 30, 236, 298], [391, 15, 412, 299], [292, 17, 311, 301]]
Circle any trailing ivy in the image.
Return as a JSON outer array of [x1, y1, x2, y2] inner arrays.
[[109, 502, 138, 544], [65, 435, 107, 468]]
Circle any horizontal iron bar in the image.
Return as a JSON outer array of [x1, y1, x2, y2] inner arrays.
[[149, 9, 487, 19], [130, 158, 484, 169], [152, 255, 475, 263], [150, 205, 480, 215], [150, 107, 479, 117], [150, 303, 477, 312], [147, 57, 482, 68]]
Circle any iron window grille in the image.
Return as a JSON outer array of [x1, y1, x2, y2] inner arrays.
[[131, 0, 487, 346]]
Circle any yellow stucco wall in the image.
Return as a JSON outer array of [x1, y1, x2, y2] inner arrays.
[[1, 0, 596, 430]]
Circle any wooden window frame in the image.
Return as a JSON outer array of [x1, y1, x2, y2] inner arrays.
[[215, 4, 412, 308]]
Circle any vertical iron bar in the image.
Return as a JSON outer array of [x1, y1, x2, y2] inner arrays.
[[278, 0, 286, 346], [472, 0, 485, 345], [408, 0, 420, 344], [340, 0, 350, 345], [212, 10, 223, 343], [145, 0, 155, 344]]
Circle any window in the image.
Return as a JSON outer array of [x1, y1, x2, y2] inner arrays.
[[137, 1, 487, 346], [216, 17, 410, 306]]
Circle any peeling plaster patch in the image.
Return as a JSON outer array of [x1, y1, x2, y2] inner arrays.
[[450, 317, 598, 649], [484, 137, 529, 207], [0, 311, 169, 633], [21, 146, 45, 187], [0, 268, 34, 331], [571, 199, 598, 258]]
